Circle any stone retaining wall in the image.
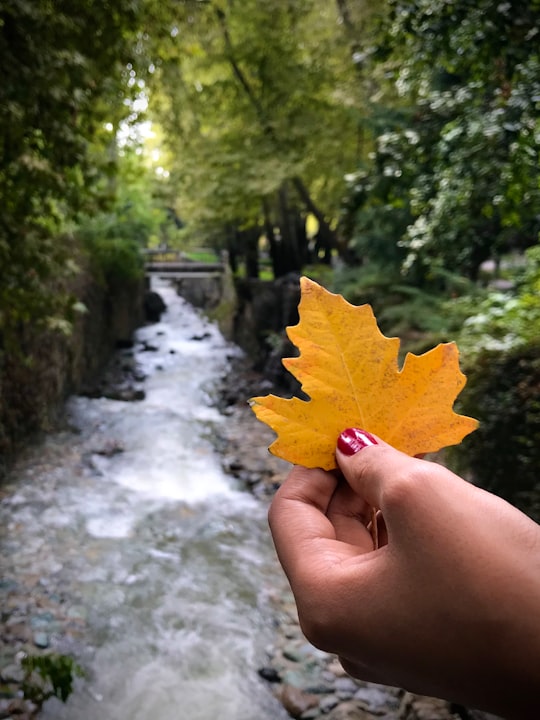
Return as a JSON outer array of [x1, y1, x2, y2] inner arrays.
[[173, 269, 301, 390], [231, 274, 302, 392], [0, 268, 144, 475]]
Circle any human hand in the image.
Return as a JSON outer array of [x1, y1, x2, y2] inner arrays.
[[268, 428, 540, 719]]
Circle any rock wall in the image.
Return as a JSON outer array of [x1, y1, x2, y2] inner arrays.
[[173, 274, 224, 311], [231, 274, 302, 393], [174, 269, 302, 392], [173, 263, 238, 341], [0, 268, 144, 475]]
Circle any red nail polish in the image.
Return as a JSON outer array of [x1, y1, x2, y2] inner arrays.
[[337, 428, 378, 455]]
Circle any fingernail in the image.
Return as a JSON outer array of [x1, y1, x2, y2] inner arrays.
[[337, 428, 378, 456]]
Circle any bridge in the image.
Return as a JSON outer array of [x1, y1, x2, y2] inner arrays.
[[143, 249, 227, 280]]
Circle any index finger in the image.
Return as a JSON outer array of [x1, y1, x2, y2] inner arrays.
[[268, 465, 339, 573]]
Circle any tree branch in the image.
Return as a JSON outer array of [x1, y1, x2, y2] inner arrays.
[[335, 0, 365, 80], [214, 6, 273, 138]]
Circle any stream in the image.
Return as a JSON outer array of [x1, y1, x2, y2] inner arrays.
[[0, 281, 290, 719]]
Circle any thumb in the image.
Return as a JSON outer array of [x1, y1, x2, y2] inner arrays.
[[335, 428, 425, 514]]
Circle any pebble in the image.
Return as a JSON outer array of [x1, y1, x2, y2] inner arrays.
[[32, 632, 49, 649], [354, 685, 398, 711], [277, 685, 320, 718]]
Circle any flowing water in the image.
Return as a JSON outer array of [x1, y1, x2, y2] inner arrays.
[[1, 281, 289, 719]]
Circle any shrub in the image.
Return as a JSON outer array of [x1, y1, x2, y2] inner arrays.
[[21, 653, 84, 706], [85, 235, 144, 287], [76, 208, 146, 288], [448, 342, 540, 521]]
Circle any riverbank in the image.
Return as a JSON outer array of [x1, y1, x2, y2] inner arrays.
[[216, 356, 502, 720]]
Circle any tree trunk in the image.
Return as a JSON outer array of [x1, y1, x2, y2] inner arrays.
[[243, 226, 260, 279], [263, 198, 286, 278], [292, 177, 336, 263], [225, 224, 238, 274], [278, 184, 302, 274]]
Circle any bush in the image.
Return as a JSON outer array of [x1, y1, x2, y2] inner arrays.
[[76, 209, 146, 288], [454, 247, 540, 358], [85, 235, 144, 287], [21, 653, 84, 706], [330, 262, 475, 355], [448, 342, 540, 521]]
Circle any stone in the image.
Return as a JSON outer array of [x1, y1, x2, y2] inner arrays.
[[276, 684, 320, 719], [335, 690, 355, 701], [404, 695, 456, 719], [257, 666, 281, 683], [1, 663, 25, 683], [304, 681, 335, 695], [104, 387, 145, 402], [33, 631, 49, 648], [94, 441, 124, 457], [333, 677, 359, 694], [354, 684, 400, 712], [325, 659, 348, 678], [300, 708, 321, 720], [30, 612, 54, 629], [281, 669, 310, 689], [3, 622, 31, 642], [144, 291, 167, 323], [66, 605, 88, 621], [325, 701, 377, 720], [318, 695, 340, 713], [283, 644, 306, 663]]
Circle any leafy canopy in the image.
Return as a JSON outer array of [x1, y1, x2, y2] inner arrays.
[[342, 0, 540, 282]]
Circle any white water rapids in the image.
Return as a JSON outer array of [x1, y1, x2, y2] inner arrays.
[[1, 281, 290, 720]]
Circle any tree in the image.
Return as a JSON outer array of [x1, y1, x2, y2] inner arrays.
[[341, 0, 540, 282], [144, 0, 375, 276], [0, 0, 146, 347]]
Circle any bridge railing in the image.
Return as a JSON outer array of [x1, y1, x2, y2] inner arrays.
[[143, 248, 227, 278], [142, 248, 186, 263]]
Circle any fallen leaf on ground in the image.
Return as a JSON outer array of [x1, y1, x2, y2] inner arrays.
[[250, 276, 479, 470]]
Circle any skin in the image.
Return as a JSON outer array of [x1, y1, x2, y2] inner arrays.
[[268, 432, 540, 719]]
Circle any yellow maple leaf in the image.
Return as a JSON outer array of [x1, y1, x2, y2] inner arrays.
[[250, 276, 479, 470]]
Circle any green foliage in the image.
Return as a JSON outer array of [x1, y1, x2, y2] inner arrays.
[[337, 1, 540, 517], [21, 653, 84, 706], [330, 261, 475, 354], [0, 0, 146, 350], [302, 262, 336, 288], [76, 150, 173, 286], [341, 0, 540, 282], [448, 342, 540, 521], [145, 0, 374, 266], [340, 112, 431, 277], [455, 246, 540, 358], [83, 235, 144, 286], [334, 250, 540, 518], [184, 249, 221, 263]]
